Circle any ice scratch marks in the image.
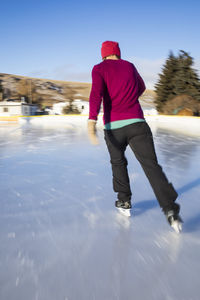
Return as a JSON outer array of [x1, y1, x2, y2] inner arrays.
[[135, 249, 151, 265], [87, 196, 101, 203], [83, 196, 101, 228], [12, 189, 21, 197], [17, 160, 49, 166], [8, 232, 16, 238], [15, 276, 20, 286], [85, 171, 97, 176], [154, 240, 162, 249], [83, 211, 99, 228], [154, 233, 182, 264], [15, 250, 39, 293]]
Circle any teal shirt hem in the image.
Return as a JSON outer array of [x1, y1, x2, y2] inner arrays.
[[104, 118, 145, 130]]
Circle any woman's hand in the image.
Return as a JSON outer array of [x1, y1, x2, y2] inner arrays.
[[87, 119, 99, 145]]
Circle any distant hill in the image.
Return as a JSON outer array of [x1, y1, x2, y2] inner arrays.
[[0, 73, 156, 109], [0, 73, 91, 108]]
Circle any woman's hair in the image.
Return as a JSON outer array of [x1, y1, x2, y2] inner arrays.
[[103, 55, 120, 61]]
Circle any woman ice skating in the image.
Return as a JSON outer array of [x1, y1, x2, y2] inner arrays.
[[88, 41, 182, 233]]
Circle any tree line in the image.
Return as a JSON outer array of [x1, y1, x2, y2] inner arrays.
[[1, 52, 200, 116]]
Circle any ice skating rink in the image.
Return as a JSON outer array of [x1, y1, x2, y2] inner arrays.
[[0, 117, 200, 300]]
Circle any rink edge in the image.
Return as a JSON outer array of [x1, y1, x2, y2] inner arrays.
[[0, 114, 199, 137]]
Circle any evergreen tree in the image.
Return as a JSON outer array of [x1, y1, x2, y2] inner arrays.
[[155, 51, 200, 113]]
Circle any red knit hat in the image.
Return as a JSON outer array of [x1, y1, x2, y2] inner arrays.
[[101, 41, 121, 59]]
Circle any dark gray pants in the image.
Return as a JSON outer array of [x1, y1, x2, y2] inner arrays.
[[104, 122, 180, 214]]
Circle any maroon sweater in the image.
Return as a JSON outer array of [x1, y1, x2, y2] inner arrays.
[[89, 59, 146, 124]]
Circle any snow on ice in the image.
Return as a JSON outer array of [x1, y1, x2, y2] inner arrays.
[[0, 116, 200, 300]]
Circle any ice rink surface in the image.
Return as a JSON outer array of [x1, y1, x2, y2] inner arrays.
[[0, 119, 200, 300]]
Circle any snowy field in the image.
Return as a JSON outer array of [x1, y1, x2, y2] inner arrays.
[[0, 117, 200, 300]]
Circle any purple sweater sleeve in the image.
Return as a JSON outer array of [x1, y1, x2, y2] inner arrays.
[[136, 69, 146, 96], [89, 65, 104, 120]]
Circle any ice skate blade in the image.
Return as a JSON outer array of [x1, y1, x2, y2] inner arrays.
[[117, 207, 131, 217], [171, 220, 182, 234]]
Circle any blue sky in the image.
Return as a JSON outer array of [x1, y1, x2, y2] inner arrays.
[[0, 0, 200, 88]]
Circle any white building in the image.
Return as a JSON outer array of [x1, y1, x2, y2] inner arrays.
[[0, 101, 38, 116], [50, 100, 89, 115], [73, 99, 89, 114], [50, 102, 69, 115]]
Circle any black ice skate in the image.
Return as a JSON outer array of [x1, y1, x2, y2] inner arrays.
[[166, 210, 183, 234], [115, 200, 132, 217]]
